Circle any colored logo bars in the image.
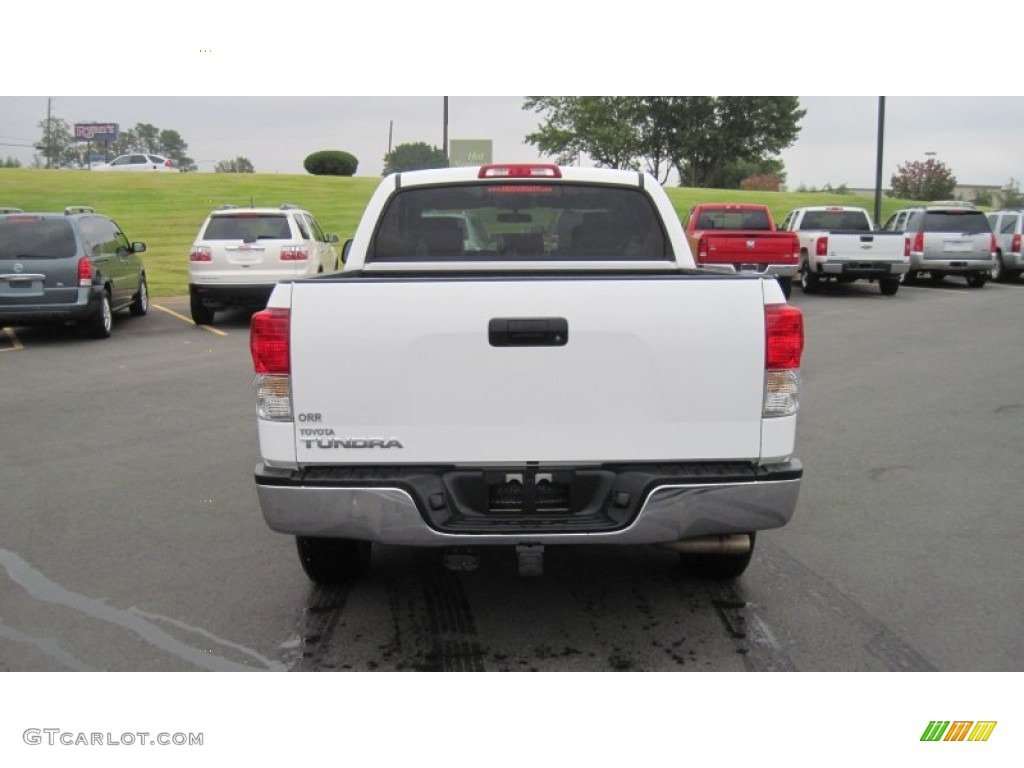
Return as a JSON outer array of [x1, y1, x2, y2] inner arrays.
[[921, 721, 997, 742]]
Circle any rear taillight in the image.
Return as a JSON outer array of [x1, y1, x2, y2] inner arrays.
[[280, 246, 308, 261], [697, 237, 708, 263], [764, 304, 803, 418], [251, 308, 290, 374], [251, 308, 292, 421], [990, 234, 997, 255], [165, 159, 172, 167], [189, 246, 212, 262], [77, 257, 92, 286], [912, 231, 924, 253], [904, 237, 911, 259], [1013, 234, 1021, 253], [815, 237, 828, 257]]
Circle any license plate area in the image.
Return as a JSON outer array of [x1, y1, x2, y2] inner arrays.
[[436, 468, 630, 533]]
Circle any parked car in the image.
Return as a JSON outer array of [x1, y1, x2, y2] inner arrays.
[[985, 209, 1023, 282], [188, 203, 339, 324], [881, 203, 995, 287], [780, 206, 907, 295], [0, 206, 149, 338], [0, 207, 23, 213], [92, 153, 179, 172], [682, 203, 800, 297]]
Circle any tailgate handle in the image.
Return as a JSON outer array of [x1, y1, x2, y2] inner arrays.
[[489, 318, 568, 347]]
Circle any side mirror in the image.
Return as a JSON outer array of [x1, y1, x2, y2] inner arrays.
[[341, 239, 353, 264], [132, 242, 147, 253], [327, 233, 339, 244]]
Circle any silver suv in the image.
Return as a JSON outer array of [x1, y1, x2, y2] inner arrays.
[[882, 203, 995, 288], [0, 206, 148, 338], [985, 209, 1023, 282], [188, 204, 339, 324]]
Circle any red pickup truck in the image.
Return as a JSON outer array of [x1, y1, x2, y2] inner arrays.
[[683, 204, 800, 297]]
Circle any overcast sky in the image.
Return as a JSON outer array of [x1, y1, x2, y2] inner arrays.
[[3, 5, 1023, 189]]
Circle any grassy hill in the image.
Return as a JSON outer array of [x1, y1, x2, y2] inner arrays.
[[0, 168, 921, 297]]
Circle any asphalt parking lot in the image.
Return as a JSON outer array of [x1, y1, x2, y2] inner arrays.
[[1, 279, 1022, 672]]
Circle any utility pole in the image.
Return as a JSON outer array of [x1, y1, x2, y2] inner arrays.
[[443, 97, 449, 167], [874, 96, 885, 227], [46, 97, 52, 169]]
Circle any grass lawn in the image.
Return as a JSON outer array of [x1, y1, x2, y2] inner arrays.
[[0, 168, 921, 297]]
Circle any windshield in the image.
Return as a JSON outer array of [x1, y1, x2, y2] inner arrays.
[[924, 211, 990, 234], [202, 214, 291, 241], [0, 217, 77, 259], [369, 183, 670, 262], [799, 210, 870, 231]]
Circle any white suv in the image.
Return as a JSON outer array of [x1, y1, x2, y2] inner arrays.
[[985, 209, 1023, 282], [188, 204, 339, 324]]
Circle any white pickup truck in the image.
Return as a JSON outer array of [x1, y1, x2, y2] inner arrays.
[[250, 164, 804, 584], [780, 206, 908, 295]]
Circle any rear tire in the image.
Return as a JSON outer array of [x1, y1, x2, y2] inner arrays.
[[296, 536, 371, 584], [966, 272, 987, 288], [190, 289, 215, 325], [799, 263, 819, 294], [85, 290, 112, 339], [777, 277, 792, 299], [129, 274, 149, 316], [678, 533, 756, 580], [992, 254, 1005, 282], [879, 278, 900, 296]]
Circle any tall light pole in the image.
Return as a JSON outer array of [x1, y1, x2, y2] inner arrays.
[[443, 97, 449, 167], [874, 96, 885, 227]]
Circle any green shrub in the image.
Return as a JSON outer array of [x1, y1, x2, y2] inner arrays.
[[304, 150, 359, 177]]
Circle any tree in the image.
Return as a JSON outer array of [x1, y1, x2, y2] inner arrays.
[[522, 96, 803, 188], [2, 156, 22, 168], [888, 158, 957, 201], [1001, 179, 1024, 208], [215, 157, 255, 173], [34, 116, 77, 168], [524, 97, 646, 170], [157, 129, 195, 171], [304, 150, 359, 176], [382, 142, 446, 174]]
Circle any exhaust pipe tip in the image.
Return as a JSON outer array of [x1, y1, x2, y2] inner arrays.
[[662, 533, 753, 555]]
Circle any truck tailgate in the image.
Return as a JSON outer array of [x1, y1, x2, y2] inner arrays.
[[289, 275, 767, 465], [703, 233, 796, 265]]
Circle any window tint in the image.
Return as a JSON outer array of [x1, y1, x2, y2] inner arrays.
[[799, 210, 870, 231], [0, 217, 77, 259], [923, 211, 990, 234], [695, 208, 771, 230], [306, 214, 326, 242], [202, 214, 291, 241], [294, 214, 311, 240], [1000, 215, 1019, 234], [370, 183, 670, 262]]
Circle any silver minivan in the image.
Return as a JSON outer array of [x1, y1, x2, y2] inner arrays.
[[985, 209, 1023, 282], [882, 203, 995, 287]]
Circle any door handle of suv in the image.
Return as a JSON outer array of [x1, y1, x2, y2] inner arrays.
[[489, 318, 568, 347]]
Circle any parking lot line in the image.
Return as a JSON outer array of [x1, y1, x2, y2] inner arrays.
[[1, 327, 24, 352], [153, 304, 229, 337]]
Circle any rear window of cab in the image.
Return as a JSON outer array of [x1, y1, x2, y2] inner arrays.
[[922, 211, 991, 234], [369, 183, 670, 262]]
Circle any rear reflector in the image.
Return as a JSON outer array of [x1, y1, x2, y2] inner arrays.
[[251, 308, 290, 374], [479, 164, 561, 179], [815, 236, 828, 257]]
